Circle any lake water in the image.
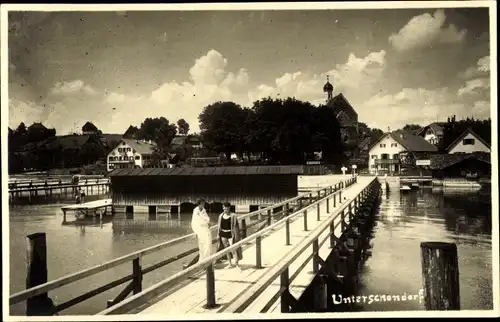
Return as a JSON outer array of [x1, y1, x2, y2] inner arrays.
[[355, 187, 493, 311], [7, 177, 494, 315]]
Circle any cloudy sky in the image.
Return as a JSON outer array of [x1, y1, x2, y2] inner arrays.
[[6, 4, 492, 135]]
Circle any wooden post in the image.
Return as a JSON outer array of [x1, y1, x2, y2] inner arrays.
[[333, 193, 337, 208], [241, 219, 247, 239], [280, 267, 290, 313], [313, 274, 328, 311], [204, 263, 217, 308], [285, 219, 291, 246], [256, 236, 262, 269], [303, 209, 308, 231], [420, 242, 460, 310], [62, 210, 67, 224], [317, 191, 321, 201], [326, 197, 330, 213], [267, 209, 272, 226], [329, 222, 335, 248], [312, 239, 319, 274], [132, 257, 143, 294], [339, 190, 342, 202], [316, 202, 321, 221], [26, 233, 54, 316]]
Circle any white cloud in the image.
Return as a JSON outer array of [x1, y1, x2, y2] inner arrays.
[[8, 98, 44, 129], [360, 87, 489, 130], [460, 55, 490, 79], [457, 78, 490, 97], [51, 80, 96, 95], [8, 48, 491, 135], [389, 9, 467, 52]]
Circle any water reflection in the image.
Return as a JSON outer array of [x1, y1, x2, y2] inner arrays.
[[356, 188, 493, 311]]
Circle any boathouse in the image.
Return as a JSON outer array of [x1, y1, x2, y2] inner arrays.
[[107, 165, 304, 215], [428, 152, 491, 179]]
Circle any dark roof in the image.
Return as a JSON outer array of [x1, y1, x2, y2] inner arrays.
[[369, 130, 438, 152], [358, 137, 371, 150], [428, 152, 491, 170], [327, 93, 358, 122], [100, 134, 123, 146], [445, 128, 491, 152], [28, 122, 47, 130], [42, 135, 92, 150], [108, 165, 304, 177], [82, 121, 98, 132], [417, 122, 446, 136], [171, 135, 202, 146]]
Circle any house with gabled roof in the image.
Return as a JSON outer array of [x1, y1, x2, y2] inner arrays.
[[82, 121, 100, 135], [106, 138, 156, 172], [446, 128, 490, 154], [368, 130, 438, 175], [417, 122, 447, 146]]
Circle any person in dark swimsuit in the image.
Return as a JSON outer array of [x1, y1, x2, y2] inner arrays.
[[218, 202, 240, 268]]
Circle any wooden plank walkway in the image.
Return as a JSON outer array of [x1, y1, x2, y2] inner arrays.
[[61, 199, 112, 211], [140, 176, 373, 314]]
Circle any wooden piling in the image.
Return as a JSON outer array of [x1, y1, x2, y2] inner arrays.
[[25, 233, 55, 316], [420, 242, 460, 310], [313, 274, 328, 311]]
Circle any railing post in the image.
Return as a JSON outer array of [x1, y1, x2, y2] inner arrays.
[[333, 193, 337, 208], [205, 263, 217, 309], [420, 242, 460, 310], [256, 236, 262, 269], [285, 218, 291, 246], [267, 209, 272, 226], [313, 239, 319, 274], [348, 203, 353, 222], [317, 191, 321, 201], [316, 201, 321, 221], [339, 190, 343, 202], [303, 209, 308, 231], [280, 267, 290, 313], [329, 222, 335, 248], [241, 219, 247, 239], [132, 257, 142, 294], [341, 209, 346, 232], [326, 196, 330, 213], [308, 193, 312, 205]]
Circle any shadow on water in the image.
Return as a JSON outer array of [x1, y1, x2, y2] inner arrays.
[[348, 188, 492, 312]]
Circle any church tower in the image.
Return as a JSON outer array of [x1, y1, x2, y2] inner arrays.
[[323, 75, 333, 103]]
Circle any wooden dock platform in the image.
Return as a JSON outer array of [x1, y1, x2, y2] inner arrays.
[[99, 176, 375, 315], [61, 199, 113, 223]]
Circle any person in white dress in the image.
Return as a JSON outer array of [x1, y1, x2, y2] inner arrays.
[[191, 199, 213, 262]]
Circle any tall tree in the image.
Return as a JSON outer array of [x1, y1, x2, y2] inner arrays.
[[177, 118, 190, 135], [402, 124, 422, 132], [198, 101, 248, 161]]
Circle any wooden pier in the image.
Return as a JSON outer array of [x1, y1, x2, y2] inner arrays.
[[8, 179, 110, 203], [9, 175, 373, 316], [60, 199, 113, 224]]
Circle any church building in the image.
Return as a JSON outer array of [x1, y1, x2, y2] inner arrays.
[[323, 76, 360, 157]]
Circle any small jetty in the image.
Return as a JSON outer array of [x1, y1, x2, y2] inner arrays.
[[61, 199, 113, 224]]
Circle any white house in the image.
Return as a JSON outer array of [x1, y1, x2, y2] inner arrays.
[[417, 122, 446, 146], [107, 139, 156, 172], [368, 130, 438, 175], [446, 129, 490, 154]]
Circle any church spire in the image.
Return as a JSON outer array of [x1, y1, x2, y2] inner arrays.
[[323, 75, 333, 102]]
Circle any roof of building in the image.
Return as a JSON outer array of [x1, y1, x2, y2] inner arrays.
[[445, 128, 491, 152], [43, 135, 92, 150], [108, 165, 304, 177], [369, 130, 438, 153], [28, 122, 48, 130], [428, 152, 491, 170], [327, 93, 358, 122], [417, 122, 447, 136], [119, 138, 157, 155], [82, 121, 98, 131], [358, 137, 371, 150]]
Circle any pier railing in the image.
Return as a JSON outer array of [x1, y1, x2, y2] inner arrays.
[[225, 177, 379, 313], [96, 176, 358, 315], [9, 177, 357, 315]]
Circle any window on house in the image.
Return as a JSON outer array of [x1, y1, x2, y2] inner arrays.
[[118, 148, 122, 153], [129, 156, 134, 161], [371, 155, 378, 159], [391, 143, 397, 147], [122, 142, 126, 145], [381, 153, 389, 159], [127, 148, 132, 152], [108, 157, 113, 162], [463, 138, 475, 145], [393, 154, 399, 159], [135, 155, 140, 160], [380, 144, 386, 148]]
